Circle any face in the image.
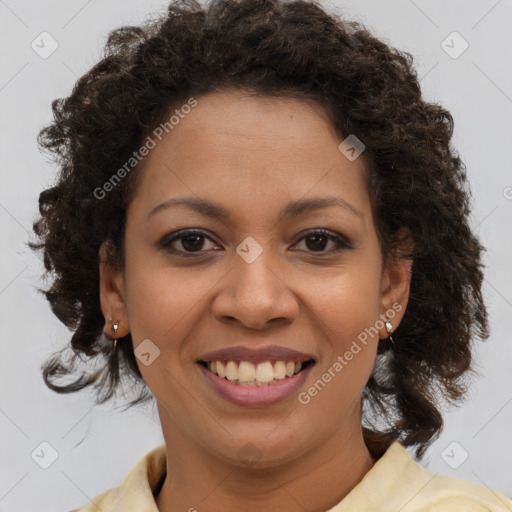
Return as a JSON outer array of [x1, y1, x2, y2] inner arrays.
[[99, 90, 411, 468]]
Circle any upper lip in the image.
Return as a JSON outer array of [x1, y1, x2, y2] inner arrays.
[[197, 345, 315, 364]]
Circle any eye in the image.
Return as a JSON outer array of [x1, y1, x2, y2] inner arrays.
[[158, 228, 352, 257], [292, 229, 352, 254], [159, 229, 219, 256]]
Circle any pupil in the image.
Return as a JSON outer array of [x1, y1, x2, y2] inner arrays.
[[182, 234, 203, 251], [306, 234, 327, 251]]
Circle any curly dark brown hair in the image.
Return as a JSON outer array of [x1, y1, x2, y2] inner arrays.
[[29, 0, 489, 458]]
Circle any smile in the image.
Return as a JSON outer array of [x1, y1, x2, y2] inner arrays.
[[197, 359, 316, 386], [196, 345, 316, 406]]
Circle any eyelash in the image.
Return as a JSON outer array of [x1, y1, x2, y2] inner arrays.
[[159, 228, 352, 257]]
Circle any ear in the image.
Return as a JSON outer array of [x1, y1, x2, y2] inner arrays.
[[378, 229, 414, 339], [99, 241, 130, 339]]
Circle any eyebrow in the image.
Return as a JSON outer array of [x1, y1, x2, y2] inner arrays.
[[147, 195, 364, 221]]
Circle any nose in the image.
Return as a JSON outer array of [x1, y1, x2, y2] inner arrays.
[[211, 245, 299, 331]]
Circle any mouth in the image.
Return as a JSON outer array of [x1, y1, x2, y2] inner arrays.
[[197, 358, 316, 386]]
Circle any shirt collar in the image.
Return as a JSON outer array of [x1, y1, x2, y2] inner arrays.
[[112, 440, 414, 511]]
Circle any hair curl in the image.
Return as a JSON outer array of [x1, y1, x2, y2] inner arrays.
[[30, 0, 489, 458]]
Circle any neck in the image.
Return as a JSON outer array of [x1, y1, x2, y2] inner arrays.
[[155, 420, 378, 512]]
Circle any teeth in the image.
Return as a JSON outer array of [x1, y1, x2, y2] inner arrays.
[[203, 359, 311, 385], [238, 361, 256, 383], [216, 361, 225, 379], [225, 361, 238, 381], [273, 361, 287, 379], [256, 362, 274, 383]]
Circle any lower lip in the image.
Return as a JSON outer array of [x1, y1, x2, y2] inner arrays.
[[197, 363, 314, 407]]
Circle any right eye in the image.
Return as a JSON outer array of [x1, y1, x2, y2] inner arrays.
[[158, 229, 221, 257]]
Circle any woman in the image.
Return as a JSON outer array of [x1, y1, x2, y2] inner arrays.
[[30, 0, 512, 510]]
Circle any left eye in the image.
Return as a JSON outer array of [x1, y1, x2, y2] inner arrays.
[[293, 229, 350, 253], [159, 229, 350, 256]]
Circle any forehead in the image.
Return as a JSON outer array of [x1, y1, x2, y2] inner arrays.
[[128, 90, 371, 223]]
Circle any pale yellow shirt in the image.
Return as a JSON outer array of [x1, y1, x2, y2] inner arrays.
[[70, 441, 512, 511]]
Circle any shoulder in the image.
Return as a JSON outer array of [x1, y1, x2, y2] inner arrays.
[[385, 442, 512, 512], [413, 472, 512, 512], [67, 444, 167, 512], [331, 441, 512, 512]]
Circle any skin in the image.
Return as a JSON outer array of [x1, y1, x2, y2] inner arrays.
[[99, 90, 412, 512]]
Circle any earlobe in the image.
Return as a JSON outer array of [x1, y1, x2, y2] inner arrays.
[[98, 242, 130, 338]]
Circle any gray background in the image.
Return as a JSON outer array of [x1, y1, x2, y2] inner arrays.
[[1, 0, 511, 510]]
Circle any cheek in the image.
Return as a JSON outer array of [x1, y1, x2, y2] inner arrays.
[[127, 277, 201, 346], [298, 273, 381, 415], [300, 257, 382, 389], [123, 248, 227, 361], [122, 249, 190, 343], [123, 260, 207, 399], [306, 262, 382, 341]]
